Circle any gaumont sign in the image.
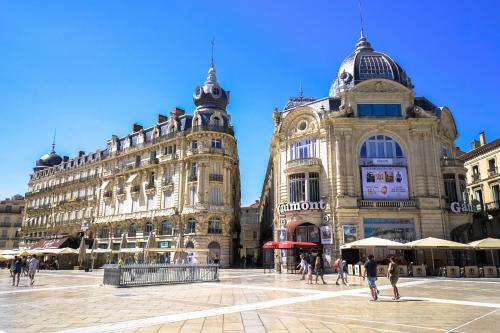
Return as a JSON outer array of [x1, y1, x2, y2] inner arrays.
[[279, 201, 325, 214], [450, 202, 479, 214]]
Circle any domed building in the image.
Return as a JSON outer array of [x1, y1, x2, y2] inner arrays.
[[22, 61, 240, 268], [259, 33, 472, 273]]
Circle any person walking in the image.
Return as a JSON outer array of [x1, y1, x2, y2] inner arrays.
[[12, 257, 22, 287], [306, 262, 313, 284], [335, 258, 345, 285], [341, 260, 349, 286], [297, 254, 308, 280], [387, 256, 400, 300], [362, 255, 378, 301], [28, 255, 40, 286], [315, 254, 326, 284]]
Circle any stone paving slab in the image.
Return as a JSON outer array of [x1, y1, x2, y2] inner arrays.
[[2, 268, 500, 333]]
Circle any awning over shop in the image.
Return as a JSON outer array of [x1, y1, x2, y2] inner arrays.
[[0, 254, 15, 261], [262, 241, 319, 249], [340, 237, 408, 249], [126, 174, 138, 184], [30, 237, 69, 250]]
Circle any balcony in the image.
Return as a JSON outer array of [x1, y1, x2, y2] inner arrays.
[[471, 173, 481, 182], [130, 185, 141, 193], [441, 158, 465, 168], [188, 174, 198, 182], [145, 183, 156, 194], [186, 125, 234, 136], [488, 167, 498, 178], [358, 200, 417, 209], [285, 157, 321, 173], [103, 191, 113, 198]]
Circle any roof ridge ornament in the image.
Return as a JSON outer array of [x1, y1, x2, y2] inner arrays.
[[206, 37, 218, 83], [355, 0, 373, 52], [51, 128, 57, 153]]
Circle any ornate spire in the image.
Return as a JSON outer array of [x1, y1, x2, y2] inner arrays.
[[51, 129, 57, 152], [206, 38, 218, 83], [355, 0, 373, 52]]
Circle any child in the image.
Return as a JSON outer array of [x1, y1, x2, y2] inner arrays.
[[306, 263, 313, 284]]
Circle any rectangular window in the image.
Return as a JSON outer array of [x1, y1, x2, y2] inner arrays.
[[191, 140, 198, 149], [147, 196, 155, 210], [289, 140, 316, 160], [117, 200, 124, 214], [190, 186, 198, 205], [289, 173, 306, 202], [210, 187, 222, 205], [211, 139, 222, 149], [443, 174, 458, 203], [357, 104, 402, 117], [163, 192, 172, 209], [208, 220, 222, 234], [308, 172, 320, 202]]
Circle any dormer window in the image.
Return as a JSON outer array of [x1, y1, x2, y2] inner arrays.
[[358, 104, 402, 117]]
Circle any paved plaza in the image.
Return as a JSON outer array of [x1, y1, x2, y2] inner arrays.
[[2, 269, 500, 333]]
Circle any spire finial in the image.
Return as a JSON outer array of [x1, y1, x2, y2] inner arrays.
[[51, 129, 56, 152], [358, 0, 365, 38], [211, 36, 215, 68], [299, 81, 304, 98]]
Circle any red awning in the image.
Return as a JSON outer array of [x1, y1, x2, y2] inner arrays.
[[262, 241, 319, 249], [262, 241, 280, 249], [30, 237, 69, 250]]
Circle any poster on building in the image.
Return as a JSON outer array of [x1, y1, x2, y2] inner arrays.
[[361, 166, 409, 200], [277, 229, 287, 242], [343, 225, 357, 243], [320, 225, 333, 244]]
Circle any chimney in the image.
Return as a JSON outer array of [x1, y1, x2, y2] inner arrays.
[[157, 114, 168, 124], [171, 107, 185, 117], [479, 131, 486, 146], [133, 123, 143, 132], [63, 156, 69, 162], [78, 151, 85, 157]]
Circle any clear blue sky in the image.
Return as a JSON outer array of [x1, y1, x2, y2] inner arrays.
[[1, 1, 499, 205]]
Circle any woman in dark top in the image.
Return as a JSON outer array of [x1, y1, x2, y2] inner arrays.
[[12, 257, 22, 287], [315, 254, 326, 284]]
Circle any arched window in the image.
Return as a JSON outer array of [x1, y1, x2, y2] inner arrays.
[[208, 218, 222, 234], [100, 226, 109, 238], [128, 223, 137, 237], [144, 222, 153, 234], [159, 220, 173, 235], [185, 218, 197, 234], [114, 225, 123, 238], [360, 135, 404, 159]]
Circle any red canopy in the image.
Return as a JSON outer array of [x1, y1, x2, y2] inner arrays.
[[262, 241, 319, 249]]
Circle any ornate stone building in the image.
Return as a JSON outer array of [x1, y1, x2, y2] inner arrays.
[[455, 132, 500, 247], [260, 34, 471, 265], [21, 63, 240, 267], [0, 195, 24, 249]]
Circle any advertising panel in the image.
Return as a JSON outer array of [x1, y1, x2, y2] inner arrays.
[[343, 225, 357, 243], [361, 166, 409, 200], [320, 225, 333, 245]]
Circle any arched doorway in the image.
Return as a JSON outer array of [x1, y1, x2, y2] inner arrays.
[[208, 242, 221, 264], [293, 223, 319, 243], [186, 241, 195, 264]]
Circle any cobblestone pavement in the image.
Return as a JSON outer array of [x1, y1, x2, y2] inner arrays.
[[2, 268, 500, 333]]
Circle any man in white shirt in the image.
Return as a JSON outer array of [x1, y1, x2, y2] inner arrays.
[[28, 255, 40, 285]]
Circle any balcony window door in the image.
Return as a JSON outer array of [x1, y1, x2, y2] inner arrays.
[[288, 172, 320, 203], [289, 139, 316, 161], [163, 191, 172, 209]]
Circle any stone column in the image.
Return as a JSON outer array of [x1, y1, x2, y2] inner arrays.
[[335, 133, 346, 197], [345, 132, 354, 196], [424, 133, 437, 196], [184, 163, 190, 205], [198, 162, 205, 204], [223, 166, 229, 206]]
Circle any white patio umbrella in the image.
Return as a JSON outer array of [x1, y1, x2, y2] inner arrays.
[[91, 238, 98, 271], [340, 237, 408, 249], [468, 238, 500, 266], [77, 237, 87, 268], [144, 232, 155, 263], [405, 237, 471, 271]]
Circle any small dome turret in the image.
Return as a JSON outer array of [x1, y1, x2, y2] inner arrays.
[[193, 65, 230, 111], [34, 141, 63, 171]]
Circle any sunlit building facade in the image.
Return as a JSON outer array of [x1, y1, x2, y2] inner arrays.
[[21, 64, 240, 267], [260, 34, 472, 265]]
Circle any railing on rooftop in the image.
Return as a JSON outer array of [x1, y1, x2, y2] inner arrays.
[[103, 264, 219, 287], [358, 200, 417, 209]]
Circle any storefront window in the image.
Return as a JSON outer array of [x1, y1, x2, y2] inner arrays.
[[363, 218, 415, 243], [294, 224, 319, 243]]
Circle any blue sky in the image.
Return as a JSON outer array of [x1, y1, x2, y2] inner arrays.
[[1, 0, 499, 205]]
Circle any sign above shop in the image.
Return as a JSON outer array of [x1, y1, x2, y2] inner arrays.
[[450, 202, 480, 214], [278, 201, 326, 214], [373, 158, 393, 165]]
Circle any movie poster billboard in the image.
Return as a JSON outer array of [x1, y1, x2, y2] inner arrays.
[[361, 166, 409, 200], [343, 225, 357, 243], [320, 225, 333, 245]]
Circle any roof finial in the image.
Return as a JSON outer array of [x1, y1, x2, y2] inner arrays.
[[299, 81, 304, 98], [358, 0, 365, 38], [211, 36, 215, 68], [51, 129, 56, 152]]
